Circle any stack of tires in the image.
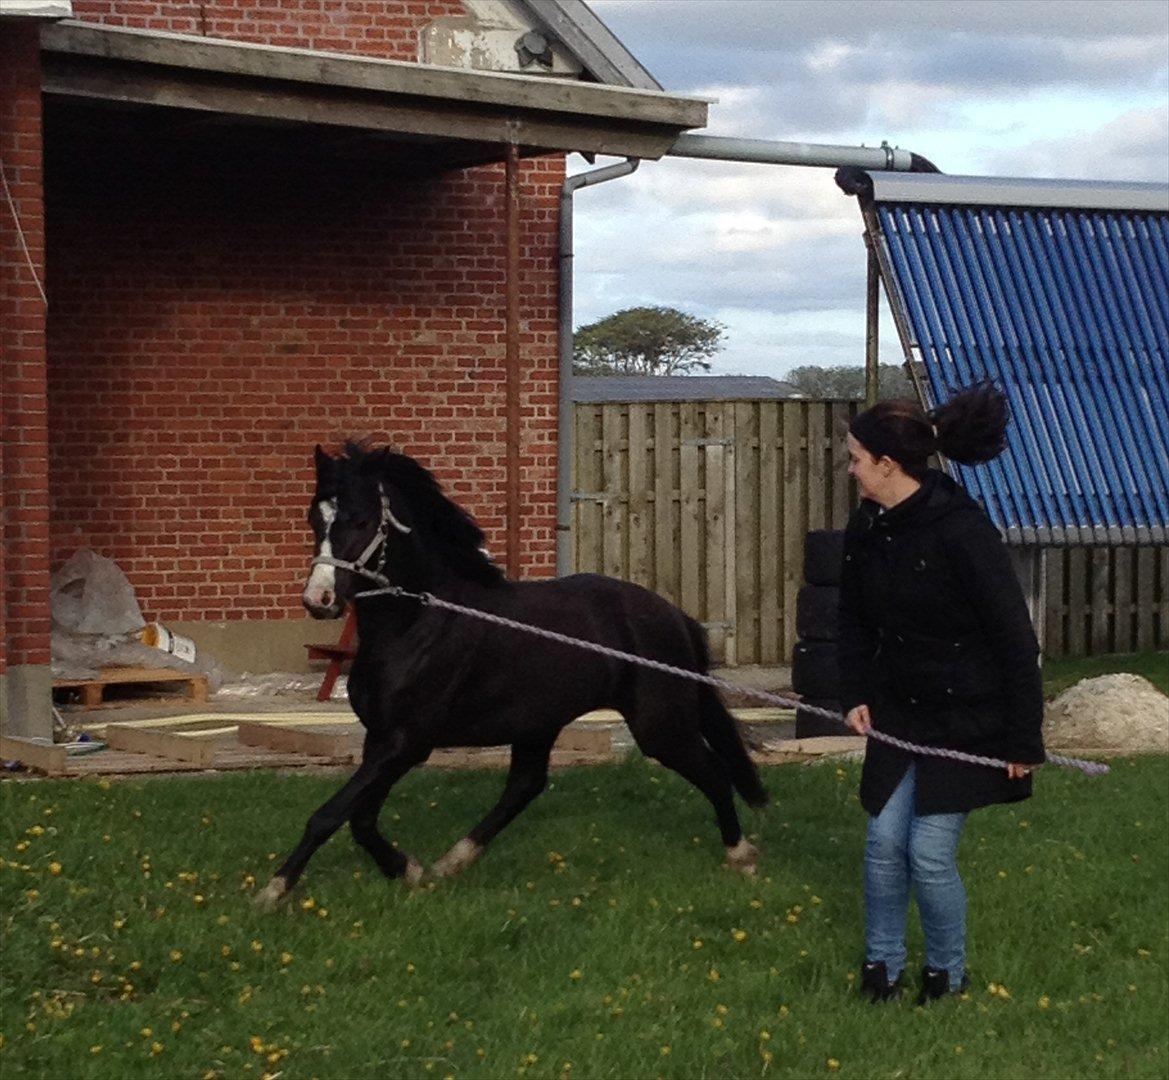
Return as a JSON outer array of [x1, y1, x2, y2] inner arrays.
[[791, 529, 847, 738]]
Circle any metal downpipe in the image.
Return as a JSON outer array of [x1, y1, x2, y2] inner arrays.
[[668, 133, 938, 173], [556, 156, 640, 577]]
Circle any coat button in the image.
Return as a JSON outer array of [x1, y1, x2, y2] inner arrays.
[[909, 697, 918, 705], [896, 634, 904, 643], [946, 688, 954, 695]]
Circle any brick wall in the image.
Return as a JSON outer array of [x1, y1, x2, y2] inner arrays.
[[72, 0, 466, 58], [1, 22, 51, 675], [46, 133, 564, 623]]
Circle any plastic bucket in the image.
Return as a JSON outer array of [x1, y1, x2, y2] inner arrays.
[[139, 622, 198, 664]]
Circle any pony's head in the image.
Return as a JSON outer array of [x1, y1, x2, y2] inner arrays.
[[302, 443, 503, 618]]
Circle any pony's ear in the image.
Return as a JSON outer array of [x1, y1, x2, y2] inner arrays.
[[314, 445, 338, 492]]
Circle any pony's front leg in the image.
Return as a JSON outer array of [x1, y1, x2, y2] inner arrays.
[[255, 733, 426, 909]]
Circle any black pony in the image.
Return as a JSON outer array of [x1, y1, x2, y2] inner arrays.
[[256, 444, 768, 909]]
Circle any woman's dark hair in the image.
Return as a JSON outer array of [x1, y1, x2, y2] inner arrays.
[[848, 382, 1009, 478]]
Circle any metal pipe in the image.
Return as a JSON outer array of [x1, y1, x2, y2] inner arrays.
[[669, 133, 937, 173], [865, 234, 879, 406], [555, 156, 640, 577], [505, 142, 521, 579]]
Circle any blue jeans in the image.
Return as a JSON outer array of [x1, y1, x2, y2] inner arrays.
[[864, 765, 968, 989]]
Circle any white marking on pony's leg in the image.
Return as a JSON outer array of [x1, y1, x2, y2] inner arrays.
[[254, 876, 289, 911], [722, 838, 759, 876], [403, 857, 426, 888], [303, 498, 338, 607], [431, 838, 483, 879]]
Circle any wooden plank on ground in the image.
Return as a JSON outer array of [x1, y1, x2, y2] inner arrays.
[[0, 736, 68, 776], [105, 724, 217, 766], [235, 720, 355, 760], [554, 726, 613, 755]]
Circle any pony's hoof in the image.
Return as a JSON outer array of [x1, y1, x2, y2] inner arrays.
[[254, 876, 289, 911], [431, 838, 482, 879], [722, 839, 759, 876], [403, 858, 426, 889]]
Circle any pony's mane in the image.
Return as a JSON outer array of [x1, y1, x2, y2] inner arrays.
[[341, 443, 506, 587]]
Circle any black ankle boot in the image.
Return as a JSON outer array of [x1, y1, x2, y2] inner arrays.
[[860, 960, 902, 1003], [916, 966, 970, 1005]]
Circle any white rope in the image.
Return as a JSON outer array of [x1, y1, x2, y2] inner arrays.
[[0, 150, 48, 308], [355, 585, 1110, 777]]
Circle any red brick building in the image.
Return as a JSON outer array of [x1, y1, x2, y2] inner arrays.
[[1, 1, 704, 737]]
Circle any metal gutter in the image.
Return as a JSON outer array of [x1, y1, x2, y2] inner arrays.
[[556, 156, 640, 576]]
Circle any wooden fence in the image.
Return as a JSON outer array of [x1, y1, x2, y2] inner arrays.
[[572, 399, 859, 665], [572, 398, 1167, 664]]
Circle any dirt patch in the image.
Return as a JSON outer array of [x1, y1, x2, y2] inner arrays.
[[1043, 674, 1169, 753]]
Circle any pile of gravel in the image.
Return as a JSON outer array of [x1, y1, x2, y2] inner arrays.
[[1043, 674, 1168, 753]]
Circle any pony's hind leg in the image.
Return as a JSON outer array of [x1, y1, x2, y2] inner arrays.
[[431, 735, 556, 879], [627, 700, 759, 875]]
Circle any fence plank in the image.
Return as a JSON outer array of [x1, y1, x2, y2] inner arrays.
[[1135, 547, 1155, 651], [757, 401, 779, 665], [654, 403, 678, 605], [1066, 547, 1087, 656], [1043, 547, 1065, 657], [780, 404, 807, 659], [1090, 547, 1112, 654], [1113, 546, 1133, 653], [679, 404, 703, 620], [628, 404, 652, 589], [705, 404, 729, 661], [1160, 545, 1169, 649], [573, 405, 600, 575], [830, 401, 853, 527], [602, 405, 626, 578], [807, 404, 826, 532]]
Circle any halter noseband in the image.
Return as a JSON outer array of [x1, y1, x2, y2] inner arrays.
[[310, 485, 411, 589]]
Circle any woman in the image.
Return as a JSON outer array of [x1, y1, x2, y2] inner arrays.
[[838, 383, 1045, 1005]]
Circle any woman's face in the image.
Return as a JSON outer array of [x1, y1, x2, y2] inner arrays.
[[846, 433, 888, 502]]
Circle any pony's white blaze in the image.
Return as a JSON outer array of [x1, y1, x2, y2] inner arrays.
[[303, 498, 338, 608]]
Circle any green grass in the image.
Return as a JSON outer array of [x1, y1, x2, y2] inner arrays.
[[2, 756, 1166, 1079], [1042, 652, 1168, 698]]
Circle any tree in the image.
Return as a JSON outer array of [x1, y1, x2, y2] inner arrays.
[[784, 363, 916, 401], [573, 306, 726, 376]]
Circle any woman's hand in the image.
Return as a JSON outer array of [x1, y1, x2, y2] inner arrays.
[[1006, 762, 1038, 780], [845, 704, 872, 735]]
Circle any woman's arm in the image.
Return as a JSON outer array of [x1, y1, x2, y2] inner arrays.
[[950, 517, 1046, 765], [837, 516, 877, 721]]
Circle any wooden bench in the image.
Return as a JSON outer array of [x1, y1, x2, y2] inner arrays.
[[305, 607, 357, 701]]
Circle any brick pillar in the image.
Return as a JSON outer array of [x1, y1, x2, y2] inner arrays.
[[1, 20, 52, 739]]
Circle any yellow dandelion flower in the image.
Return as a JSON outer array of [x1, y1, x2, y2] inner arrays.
[[140, 1028, 153, 1038], [732, 929, 747, 942], [827, 1059, 840, 1071], [281, 952, 294, 966], [130, 960, 142, 971], [250, 1035, 265, 1053], [27, 825, 44, 837], [693, 939, 704, 949], [569, 969, 582, 981], [660, 1046, 671, 1056], [15, 841, 28, 853], [216, 914, 229, 926], [250, 940, 263, 953], [169, 950, 183, 964], [762, 1049, 774, 1064], [221, 945, 232, 957], [715, 1004, 729, 1016], [90, 1045, 102, 1055], [708, 968, 720, 982], [113, 918, 126, 930], [151, 1042, 164, 1056], [26, 890, 39, 902], [1038, 996, 1050, 1010], [301, 897, 316, 911], [955, 1045, 965, 1055], [171, 1020, 182, 1034]]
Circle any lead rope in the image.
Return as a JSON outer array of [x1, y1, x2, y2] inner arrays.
[[354, 585, 1109, 777]]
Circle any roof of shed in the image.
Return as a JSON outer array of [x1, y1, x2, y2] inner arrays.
[[39, 19, 706, 170], [573, 375, 803, 402], [844, 169, 1169, 545]]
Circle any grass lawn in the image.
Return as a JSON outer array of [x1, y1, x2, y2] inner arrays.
[[1, 755, 1166, 1079], [1042, 652, 1168, 698]]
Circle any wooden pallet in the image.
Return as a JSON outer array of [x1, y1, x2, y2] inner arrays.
[[53, 666, 208, 710]]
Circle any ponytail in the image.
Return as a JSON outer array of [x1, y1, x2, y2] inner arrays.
[[849, 381, 1009, 476], [928, 382, 1009, 465]]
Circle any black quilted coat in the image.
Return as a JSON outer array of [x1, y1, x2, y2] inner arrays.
[[838, 469, 1046, 816]]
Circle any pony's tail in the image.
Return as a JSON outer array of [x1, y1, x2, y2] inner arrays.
[[698, 687, 770, 808]]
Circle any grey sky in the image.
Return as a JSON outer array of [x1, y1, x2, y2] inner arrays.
[[571, 0, 1169, 377]]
